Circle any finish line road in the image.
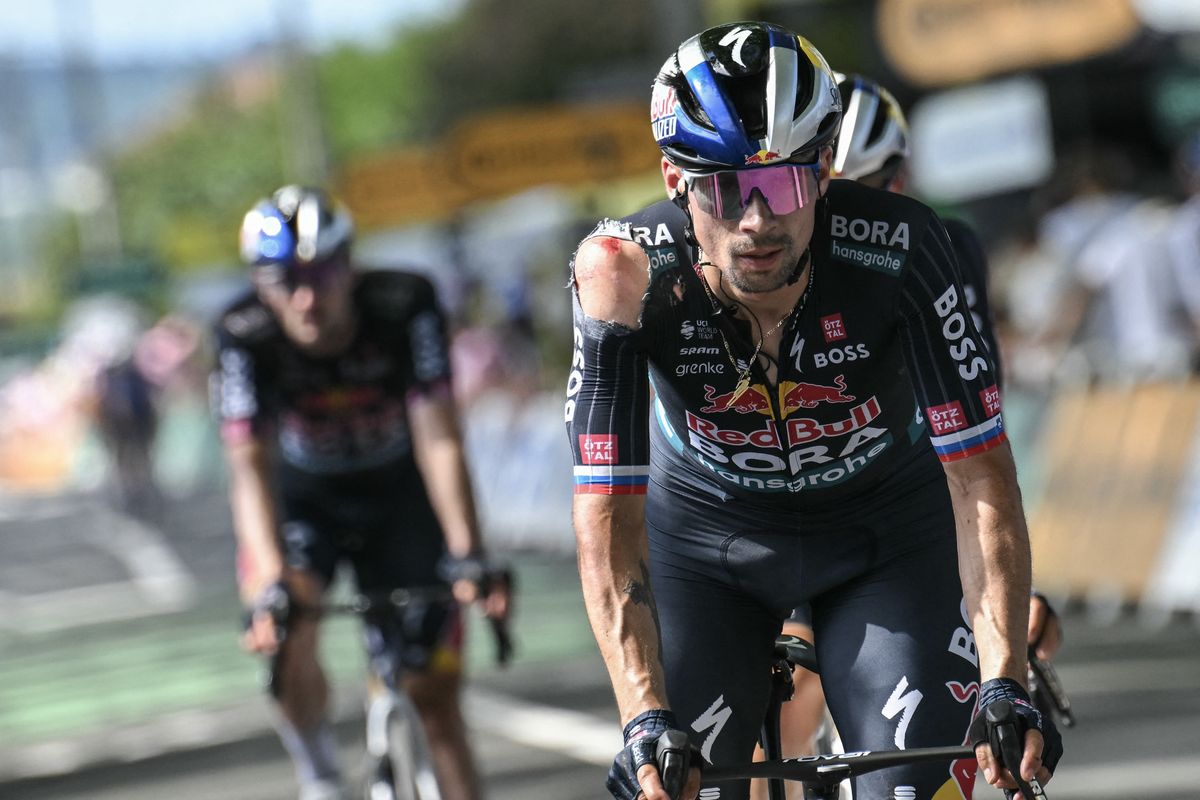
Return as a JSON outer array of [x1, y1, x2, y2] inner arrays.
[[5, 612, 1199, 800]]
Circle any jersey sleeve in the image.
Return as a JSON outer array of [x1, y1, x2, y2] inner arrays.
[[898, 214, 1006, 463], [945, 217, 1003, 388], [564, 221, 655, 495], [564, 300, 653, 495], [402, 276, 455, 398], [210, 320, 267, 445]]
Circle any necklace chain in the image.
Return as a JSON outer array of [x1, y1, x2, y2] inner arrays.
[[695, 256, 816, 410]]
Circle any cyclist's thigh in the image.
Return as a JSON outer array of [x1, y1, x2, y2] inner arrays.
[[815, 506, 979, 799], [648, 522, 780, 800], [351, 489, 446, 592], [353, 492, 462, 673]]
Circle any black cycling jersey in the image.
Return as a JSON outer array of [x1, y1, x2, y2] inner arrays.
[[212, 269, 454, 596], [213, 270, 452, 490], [566, 181, 1000, 799], [566, 179, 1004, 511]]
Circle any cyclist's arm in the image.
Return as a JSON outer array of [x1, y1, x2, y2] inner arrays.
[[222, 432, 288, 653], [409, 389, 485, 561], [942, 443, 1031, 684], [897, 213, 1028, 682], [570, 235, 669, 724]]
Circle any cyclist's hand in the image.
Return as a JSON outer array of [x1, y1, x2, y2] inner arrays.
[[439, 553, 512, 620], [241, 580, 289, 655], [607, 710, 702, 800], [969, 678, 1062, 798], [1028, 593, 1062, 660]]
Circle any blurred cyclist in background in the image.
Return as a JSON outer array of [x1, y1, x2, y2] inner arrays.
[[568, 22, 1060, 800], [211, 185, 509, 800], [750, 78, 1065, 794]]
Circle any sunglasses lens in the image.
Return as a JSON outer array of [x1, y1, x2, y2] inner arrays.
[[688, 165, 814, 219]]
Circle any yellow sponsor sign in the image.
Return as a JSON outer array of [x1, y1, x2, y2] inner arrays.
[[337, 102, 661, 227], [878, 0, 1141, 87]]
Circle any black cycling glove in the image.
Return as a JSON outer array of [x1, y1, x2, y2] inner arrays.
[[607, 710, 701, 800], [968, 678, 1063, 777]]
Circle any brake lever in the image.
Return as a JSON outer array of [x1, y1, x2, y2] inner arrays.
[[656, 729, 690, 800], [988, 700, 1049, 800], [1028, 646, 1075, 728]]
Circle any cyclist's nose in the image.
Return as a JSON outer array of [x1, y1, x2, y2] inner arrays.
[[290, 284, 317, 310], [738, 189, 776, 228]]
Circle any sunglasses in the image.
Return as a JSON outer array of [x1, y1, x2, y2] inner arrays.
[[684, 163, 819, 220], [257, 255, 350, 293]]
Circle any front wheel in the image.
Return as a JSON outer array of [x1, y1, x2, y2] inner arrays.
[[362, 691, 442, 800]]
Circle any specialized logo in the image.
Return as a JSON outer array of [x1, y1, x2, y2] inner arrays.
[[779, 375, 855, 413], [579, 434, 617, 465], [821, 313, 846, 342], [933, 285, 989, 382], [882, 676, 923, 750], [691, 695, 732, 764]]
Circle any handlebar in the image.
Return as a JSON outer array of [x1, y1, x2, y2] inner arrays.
[[701, 744, 974, 784]]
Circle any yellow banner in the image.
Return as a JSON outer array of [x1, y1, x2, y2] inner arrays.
[[878, 0, 1141, 87]]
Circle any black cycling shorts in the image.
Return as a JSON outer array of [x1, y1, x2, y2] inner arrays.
[[645, 472, 982, 800], [279, 482, 461, 670]]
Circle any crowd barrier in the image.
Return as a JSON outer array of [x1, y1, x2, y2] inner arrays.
[[1024, 380, 1200, 616], [5, 382, 1199, 615]]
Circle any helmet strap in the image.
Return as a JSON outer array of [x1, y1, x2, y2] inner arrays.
[[671, 183, 700, 255]]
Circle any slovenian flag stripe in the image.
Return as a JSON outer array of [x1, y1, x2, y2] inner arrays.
[[931, 415, 1007, 463], [574, 465, 650, 494]]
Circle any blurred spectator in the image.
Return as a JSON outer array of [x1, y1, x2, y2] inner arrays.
[[1001, 144, 1198, 386], [1166, 130, 1200, 371], [94, 350, 161, 519]]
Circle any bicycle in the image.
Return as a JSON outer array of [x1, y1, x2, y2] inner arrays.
[[753, 635, 1065, 800], [267, 581, 513, 800]]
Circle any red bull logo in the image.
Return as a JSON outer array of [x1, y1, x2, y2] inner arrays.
[[686, 397, 881, 450], [744, 149, 782, 166], [779, 375, 855, 415], [700, 383, 773, 415]]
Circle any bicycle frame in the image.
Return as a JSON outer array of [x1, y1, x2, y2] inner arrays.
[[268, 586, 460, 800]]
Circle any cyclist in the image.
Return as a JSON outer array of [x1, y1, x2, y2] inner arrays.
[[751, 74, 1065, 795], [565, 22, 1061, 800], [212, 185, 510, 800]]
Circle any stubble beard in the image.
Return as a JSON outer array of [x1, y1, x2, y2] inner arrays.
[[722, 235, 803, 294]]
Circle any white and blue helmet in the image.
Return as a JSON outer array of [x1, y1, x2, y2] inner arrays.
[[831, 74, 911, 182], [239, 185, 353, 267], [651, 21, 842, 174]]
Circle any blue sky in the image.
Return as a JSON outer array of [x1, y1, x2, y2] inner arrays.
[[0, 0, 463, 63]]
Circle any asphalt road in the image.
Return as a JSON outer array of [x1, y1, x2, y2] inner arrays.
[[6, 610, 1200, 800]]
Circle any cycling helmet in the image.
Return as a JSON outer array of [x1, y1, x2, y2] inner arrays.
[[831, 74, 910, 182], [240, 185, 354, 267], [651, 21, 842, 174]]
